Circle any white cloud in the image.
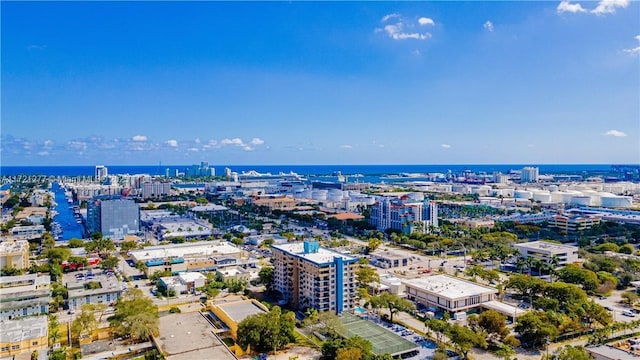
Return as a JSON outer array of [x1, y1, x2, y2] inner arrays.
[[67, 141, 88, 151], [208, 140, 218, 146], [187, 147, 199, 152], [623, 35, 640, 55], [383, 24, 431, 40], [194, 138, 201, 144], [381, 13, 400, 22], [166, 139, 178, 147], [591, 0, 629, 14], [132, 135, 147, 142], [250, 138, 265, 146], [418, 17, 435, 26], [557, 0, 587, 13], [441, 144, 452, 149], [37, 151, 50, 156], [484, 21, 494, 32], [43, 140, 54, 148], [604, 130, 627, 137], [340, 144, 353, 149], [221, 138, 244, 146]]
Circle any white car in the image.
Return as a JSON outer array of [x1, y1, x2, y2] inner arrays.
[[622, 310, 635, 317]]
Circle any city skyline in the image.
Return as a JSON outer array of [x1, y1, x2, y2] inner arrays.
[[2, 1, 639, 166]]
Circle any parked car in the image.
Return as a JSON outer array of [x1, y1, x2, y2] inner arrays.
[[622, 310, 635, 317]]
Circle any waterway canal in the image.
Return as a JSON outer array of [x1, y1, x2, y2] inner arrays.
[[51, 182, 85, 240]]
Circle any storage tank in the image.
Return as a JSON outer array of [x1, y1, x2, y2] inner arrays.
[[571, 196, 592, 206], [327, 189, 344, 202], [311, 190, 328, 201], [532, 191, 551, 202], [514, 190, 533, 199], [600, 195, 632, 208]]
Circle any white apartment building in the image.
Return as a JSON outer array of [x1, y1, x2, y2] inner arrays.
[[0, 274, 50, 321], [512, 240, 579, 266], [271, 241, 358, 314], [142, 181, 172, 199], [521, 167, 539, 183]]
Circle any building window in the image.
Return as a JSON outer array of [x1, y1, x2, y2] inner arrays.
[[32, 341, 38, 346], [11, 345, 20, 350], [1, 347, 9, 351]]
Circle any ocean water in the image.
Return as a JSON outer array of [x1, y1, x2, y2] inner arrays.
[[0, 164, 620, 177]]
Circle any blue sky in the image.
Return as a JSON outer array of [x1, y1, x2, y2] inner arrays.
[[2, 1, 639, 166]]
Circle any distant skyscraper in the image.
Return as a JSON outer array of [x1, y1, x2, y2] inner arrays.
[[95, 165, 108, 182], [521, 167, 539, 183], [87, 196, 140, 239]]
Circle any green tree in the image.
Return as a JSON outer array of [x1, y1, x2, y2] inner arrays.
[[425, 319, 449, 343], [367, 238, 382, 253], [48, 315, 60, 346], [85, 234, 115, 256], [100, 256, 120, 270], [368, 292, 415, 323], [49, 349, 66, 360], [225, 279, 247, 294], [622, 291, 639, 305], [505, 274, 545, 299], [447, 323, 487, 359], [71, 309, 98, 345], [356, 263, 380, 292], [545, 345, 592, 360], [472, 310, 509, 340], [44, 247, 72, 264], [515, 311, 559, 349], [258, 266, 274, 291], [110, 288, 159, 342], [495, 344, 515, 360], [120, 240, 139, 251], [237, 306, 296, 354], [135, 260, 148, 274], [67, 238, 85, 248]]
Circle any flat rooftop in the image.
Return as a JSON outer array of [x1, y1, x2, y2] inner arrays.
[[64, 270, 123, 298], [481, 301, 526, 317], [402, 275, 497, 300], [0, 316, 47, 343], [0, 239, 28, 253], [272, 242, 357, 265], [156, 312, 235, 360], [215, 300, 268, 323], [129, 241, 241, 261], [513, 240, 578, 252], [371, 249, 409, 260]]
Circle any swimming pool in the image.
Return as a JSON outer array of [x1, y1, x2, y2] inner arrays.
[[354, 306, 367, 314]]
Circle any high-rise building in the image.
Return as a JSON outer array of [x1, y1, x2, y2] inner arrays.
[[271, 241, 358, 314], [370, 197, 438, 234], [426, 201, 438, 230], [87, 196, 140, 239], [521, 167, 539, 183], [95, 165, 108, 182], [142, 181, 172, 199]]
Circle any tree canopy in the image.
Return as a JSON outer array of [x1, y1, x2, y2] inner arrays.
[[237, 306, 296, 354], [110, 288, 159, 342]]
